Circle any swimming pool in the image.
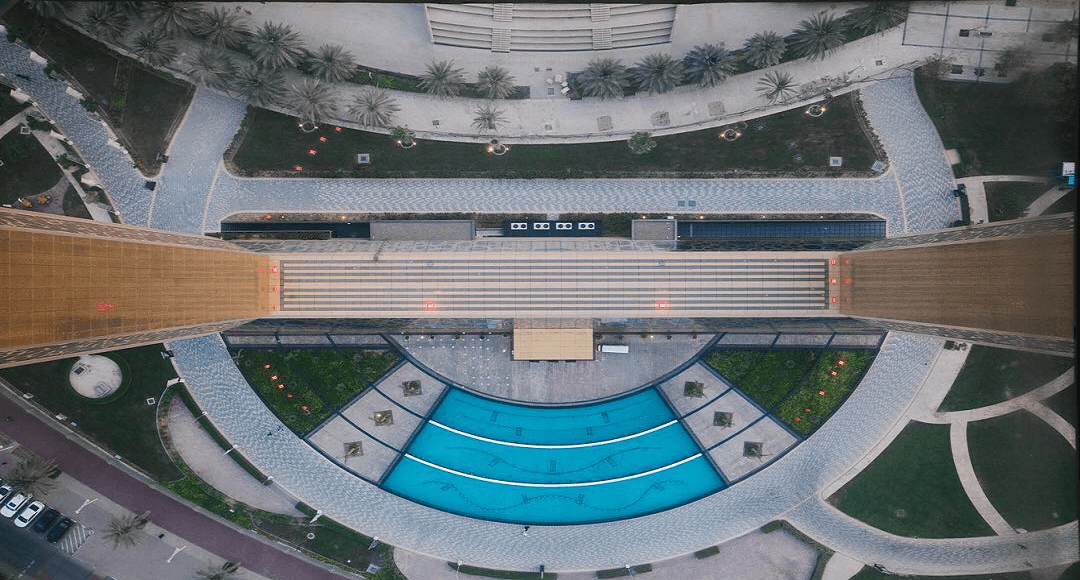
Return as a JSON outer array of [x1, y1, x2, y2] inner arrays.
[[382, 388, 726, 524]]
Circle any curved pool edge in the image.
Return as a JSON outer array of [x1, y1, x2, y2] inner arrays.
[[166, 331, 943, 571]]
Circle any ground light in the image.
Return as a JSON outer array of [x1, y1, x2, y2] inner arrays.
[[805, 103, 827, 117], [486, 139, 509, 155]]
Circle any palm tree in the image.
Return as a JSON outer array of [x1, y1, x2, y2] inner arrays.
[[187, 46, 235, 91], [418, 60, 466, 97], [347, 88, 400, 128], [472, 104, 507, 132], [83, 3, 130, 44], [143, 1, 204, 38], [577, 58, 628, 100], [475, 65, 516, 99], [844, 2, 908, 35], [630, 53, 685, 94], [5, 456, 58, 497], [248, 21, 307, 71], [743, 31, 786, 69], [132, 30, 178, 67], [683, 44, 738, 88], [103, 511, 150, 549], [789, 12, 846, 61], [288, 78, 336, 123], [756, 70, 799, 104], [24, 0, 73, 19], [308, 44, 357, 83], [232, 65, 286, 107], [194, 562, 241, 580], [193, 6, 249, 49]]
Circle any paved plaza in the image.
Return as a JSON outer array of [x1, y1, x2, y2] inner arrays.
[[0, 2, 1075, 578]]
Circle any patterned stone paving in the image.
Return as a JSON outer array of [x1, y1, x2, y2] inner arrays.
[[167, 332, 957, 571]]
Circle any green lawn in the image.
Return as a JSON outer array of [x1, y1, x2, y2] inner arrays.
[[0, 93, 29, 122], [0, 132, 63, 203], [914, 63, 1077, 177], [0, 345, 183, 481], [232, 348, 399, 434], [61, 185, 92, 219], [1043, 384, 1077, 428], [1044, 187, 1076, 215], [255, 517, 378, 574], [829, 421, 995, 538], [230, 92, 876, 178], [983, 181, 1051, 222], [703, 349, 819, 409], [938, 346, 1074, 412], [967, 410, 1078, 531]]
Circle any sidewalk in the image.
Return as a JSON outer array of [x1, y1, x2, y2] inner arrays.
[[0, 445, 275, 580]]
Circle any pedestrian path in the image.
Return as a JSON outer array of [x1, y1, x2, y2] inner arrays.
[[950, 420, 1014, 535], [1027, 185, 1074, 217], [166, 397, 303, 516], [956, 175, 1049, 225]]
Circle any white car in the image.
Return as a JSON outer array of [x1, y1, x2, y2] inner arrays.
[[0, 483, 13, 504], [14, 500, 44, 528], [1, 492, 30, 518]]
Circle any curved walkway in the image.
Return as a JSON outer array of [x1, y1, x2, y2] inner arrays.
[[166, 332, 946, 570]]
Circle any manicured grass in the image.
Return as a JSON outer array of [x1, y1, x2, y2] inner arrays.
[[163, 474, 253, 528], [1044, 187, 1076, 215], [1, 5, 193, 175], [1043, 384, 1077, 428], [596, 564, 652, 578], [775, 350, 875, 435], [0, 132, 63, 203], [703, 349, 819, 409], [0, 93, 29, 122], [967, 410, 1078, 532], [983, 181, 1051, 222], [850, 568, 1032, 580], [230, 93, 876, 178], [255, 517, 378, 574], [448, 562, 557, 580], [938, 346, 1074, 412], [829, 421, 995, 538], [914, 65, 1077, 177], [61, 185, 92, 219], [0, 345, 183, 481], [232, 348, 399, 434]]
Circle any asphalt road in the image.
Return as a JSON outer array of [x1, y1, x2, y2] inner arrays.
[[0, 393, 349, 580], [0, 518, 96, 580]]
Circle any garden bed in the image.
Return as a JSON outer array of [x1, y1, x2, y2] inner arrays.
[[967, 410, 1078, 531], [703, 348, 876, 435], [1, 4, 194, 175], [0, 344, 183, 481], [1043, 384, 1076, 428], [1044, 188, 1075, 215], [232, 348, 399, 434], [228, 92, 878, 179], [829, 421, 995, 538], [983, 181, 1051, 222], [448, 562, 557, 580], [937, 346, 1074, 412]]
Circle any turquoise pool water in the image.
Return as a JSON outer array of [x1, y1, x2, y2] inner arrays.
[[430, 387, 674, 444], [381, 388, 726, 524]]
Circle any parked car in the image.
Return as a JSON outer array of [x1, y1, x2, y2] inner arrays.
[[32, 508, 60, 533], [45, 517, 73, 543], [1, 492, 30, 518], [0, 483, 13, 505], [13, 500, 44, 528]]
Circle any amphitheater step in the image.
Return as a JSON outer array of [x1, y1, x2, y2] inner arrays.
[[592, 27, 612, 49], [493, 3, 514, 22], [590, 3, 611, 22], [491, 27, 512, 52]]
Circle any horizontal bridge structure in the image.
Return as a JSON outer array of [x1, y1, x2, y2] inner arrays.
[[268, 241, 840, 318]]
